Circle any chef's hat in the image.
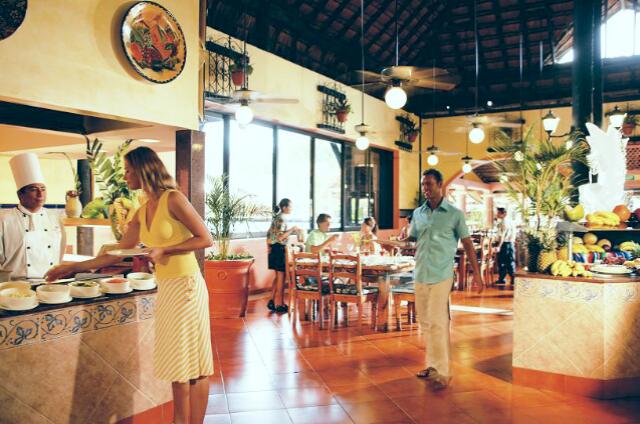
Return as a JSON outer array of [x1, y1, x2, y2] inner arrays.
[[9, 153, 46, 190]]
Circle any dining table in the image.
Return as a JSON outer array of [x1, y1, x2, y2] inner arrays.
[[293, 254, 416, 332]]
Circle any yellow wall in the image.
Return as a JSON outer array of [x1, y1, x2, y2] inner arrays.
[[0, 0, 200, 130], [0, 155, 74, 204], [207, 29, 420, 209]]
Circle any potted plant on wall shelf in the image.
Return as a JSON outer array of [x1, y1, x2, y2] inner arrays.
[[229, 57, 253, 87], [333, 97, 351, 123], [623, 115, 638, 137], [205, 175, 270, 318], [401, 114, 419, 143]]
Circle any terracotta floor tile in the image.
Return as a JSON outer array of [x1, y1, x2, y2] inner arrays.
[[330, 383, 390, 404], [278, 387, 338, 408], [270, 371, 325, 389], [229, 409, 292, 424], [226, 390, 285, 413], [318, 368, 373, 386], [206, 394, 229, 415], [287, 405, 354, 424], [341, 399, 414, 424]]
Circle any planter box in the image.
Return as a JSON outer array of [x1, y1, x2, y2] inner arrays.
[[204, 259, 254, 319]]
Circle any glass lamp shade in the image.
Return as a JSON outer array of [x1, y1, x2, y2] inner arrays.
[[608, 106, 626, 129], [427, 153, 439, 166], [355, 135, 370, 150], [468, 125, 485, 144], [235, 104, 254, 125], [542, 110, 560, 134], [462, 161, 473, 174], [384, 86, 407, 110]]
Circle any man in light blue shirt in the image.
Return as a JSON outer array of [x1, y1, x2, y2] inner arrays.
[[386, 169, 483, 390]]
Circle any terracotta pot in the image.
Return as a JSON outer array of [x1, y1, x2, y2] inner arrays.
[[407, 131, 418, 143], [204, 259, 254, 319], [336, 110, 348, 123], [622, 122, 636, 137], [231, 70, 245, 86]]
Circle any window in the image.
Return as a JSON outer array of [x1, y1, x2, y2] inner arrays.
[[558, 9, 640, 63], [228, 120, 273, 234], [203, 117, 224, 194], [314, 138, 342, 229], [344, 145, 372, 228], [276, 129, 312, 230]]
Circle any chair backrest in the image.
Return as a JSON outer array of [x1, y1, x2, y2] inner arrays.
[[479, 236, 491, 262], [292, 251, 324, 292], [329, 253, 362, 294]]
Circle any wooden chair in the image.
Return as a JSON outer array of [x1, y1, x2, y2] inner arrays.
[[285, 244, 303, 310], [466, 236, 490, 290], [290, 252, 330, 329], [392, 282, 415, 331], [328, 253, 378, 330]]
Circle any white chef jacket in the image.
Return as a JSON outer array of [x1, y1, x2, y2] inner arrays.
[[0, 205, 65, 279]]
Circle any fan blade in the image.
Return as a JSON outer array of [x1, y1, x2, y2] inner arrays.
[[408, 78, 457, 91], [351, 69, 383, 83], [349, 81, 387, 90], [253, 97, 299, 104], [489, 119, 525, 128]]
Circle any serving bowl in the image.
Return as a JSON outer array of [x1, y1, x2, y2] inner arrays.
[[36, 284, 72, 304], [0, 287, 38, 310], [0, 281, 31, 291], [69, 280, 101, 298], [127, 272, 156, 290], [100, 277, 131, 294]]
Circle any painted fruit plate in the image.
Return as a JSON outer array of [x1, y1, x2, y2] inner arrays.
[[590, 265, 633, 275], [121, 1, 186, 83]]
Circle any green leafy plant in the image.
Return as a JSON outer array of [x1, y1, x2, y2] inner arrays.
[[624, 115, 639, 125], [229, 58, 253, 75], [399, 113, 417, 135], [333, 97, 351, 114], [205, 175, 271, 260], [85, 137, 136, 205]]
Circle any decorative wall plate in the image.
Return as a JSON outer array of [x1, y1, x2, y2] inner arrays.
[[121, 1, 186, 83], [0, 0, 27, 41]]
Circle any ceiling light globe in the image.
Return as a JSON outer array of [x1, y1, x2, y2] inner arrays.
[[235, 105, 254, 125], [384, 86, 407, 110], [427, 153, 439, 166], [355, 135, 370, 150], [469, 126, 485, 144], [462, 162, 473, 174]]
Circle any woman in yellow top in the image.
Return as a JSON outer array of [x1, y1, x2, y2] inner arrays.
[[46, 147, 214, 424]]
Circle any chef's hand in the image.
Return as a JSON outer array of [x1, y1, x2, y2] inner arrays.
[[45, 263, 77, 282], [148, 247, 167, 265]]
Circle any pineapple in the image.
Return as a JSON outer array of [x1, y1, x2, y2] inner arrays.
[[537, 250, 558, 273], [525, 228, 558, 272]]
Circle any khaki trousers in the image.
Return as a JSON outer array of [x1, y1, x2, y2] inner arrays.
[[414, 278, 454, 377]]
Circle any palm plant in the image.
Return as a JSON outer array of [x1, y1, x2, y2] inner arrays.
[[205, 175, 271, 260], [490, 126, 588, 270], [85, 137, 136, 204]]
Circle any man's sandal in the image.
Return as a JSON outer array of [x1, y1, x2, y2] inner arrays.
[[416, 367, 438, 379]]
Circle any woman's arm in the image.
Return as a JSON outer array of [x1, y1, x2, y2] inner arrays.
[[45, 210, 143, 281], [155, 190, 214, 257]]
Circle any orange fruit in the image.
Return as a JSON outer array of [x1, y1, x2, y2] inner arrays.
[[613, 205, 631, 221]]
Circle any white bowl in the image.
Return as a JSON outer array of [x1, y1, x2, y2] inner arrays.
[[0, 287, 37, 309], [0, 281, 31, 291], [36, 284, 71, 303], [69, 280, 101, 298], [127, 272, 156, 290], [100, 277, 131, 293]]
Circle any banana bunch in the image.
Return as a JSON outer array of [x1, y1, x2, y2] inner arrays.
[[109, 197, 136, 241], [586, 211, 620, 227], [550, 260, 593, 278], [572, 244, 588, 254], [585, 245, 605, 253], [619, 241, 639, 252]]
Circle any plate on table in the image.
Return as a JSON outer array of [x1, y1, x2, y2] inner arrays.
[[106, 248, 150, 257], [0, 300, 38, 311], [590, 265, 633, 275]]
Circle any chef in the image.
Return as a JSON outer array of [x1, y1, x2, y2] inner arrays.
[[0, 153, 65, 279]]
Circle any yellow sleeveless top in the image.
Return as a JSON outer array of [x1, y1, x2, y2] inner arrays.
[[139, 190, 200, 280]]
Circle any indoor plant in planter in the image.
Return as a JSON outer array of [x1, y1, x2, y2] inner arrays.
[[205, 175, 270, 318], [401, 114, 419, 143], [333, 97, 351, 123], [623, 114, 638, 137], [491, 126, 587, 272], [229, 58, 253, 87]]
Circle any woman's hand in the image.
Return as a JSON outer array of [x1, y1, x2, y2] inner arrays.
[[44, 263, 78, 282], [148, 247, 167, 265]]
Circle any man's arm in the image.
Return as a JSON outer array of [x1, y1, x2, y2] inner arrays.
[[461, 237, 483, 292]]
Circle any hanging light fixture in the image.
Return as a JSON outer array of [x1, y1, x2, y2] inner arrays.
[[608, 106, 626, 129], [425, 119, 440, 166], [427, 152, 439, 166], [469, 123, 485, 144], [468, 0, 485, 144], [461, 137, 473, 173], [542, 110, 560, 135], [355, 0, 370, 150], [235, 100, 254, 125], [385, 0, 407, 110]]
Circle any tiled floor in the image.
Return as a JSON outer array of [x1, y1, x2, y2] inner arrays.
[[206, 288, 640, 423]]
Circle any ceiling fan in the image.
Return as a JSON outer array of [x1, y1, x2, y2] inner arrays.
[[348, 0, 459, 110]]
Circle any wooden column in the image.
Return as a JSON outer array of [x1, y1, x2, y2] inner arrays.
[[176, 130, 206, 272], [76, 159, 94, 256]]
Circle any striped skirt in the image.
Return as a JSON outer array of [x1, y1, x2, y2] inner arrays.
[[154, 272, 214, 383]]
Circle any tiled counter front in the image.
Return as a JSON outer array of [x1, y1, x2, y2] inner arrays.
[[513, 274, 640, 398], [0, 293, 171, 423]]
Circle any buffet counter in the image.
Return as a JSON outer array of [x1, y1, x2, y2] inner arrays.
[[0, 287, 171, 423], [513, 271, 640, 398]]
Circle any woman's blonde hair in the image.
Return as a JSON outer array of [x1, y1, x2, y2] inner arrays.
[[124, 146, 177, 194]]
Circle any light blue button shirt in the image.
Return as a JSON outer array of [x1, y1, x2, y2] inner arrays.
[[410, 200, 470, 284]]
